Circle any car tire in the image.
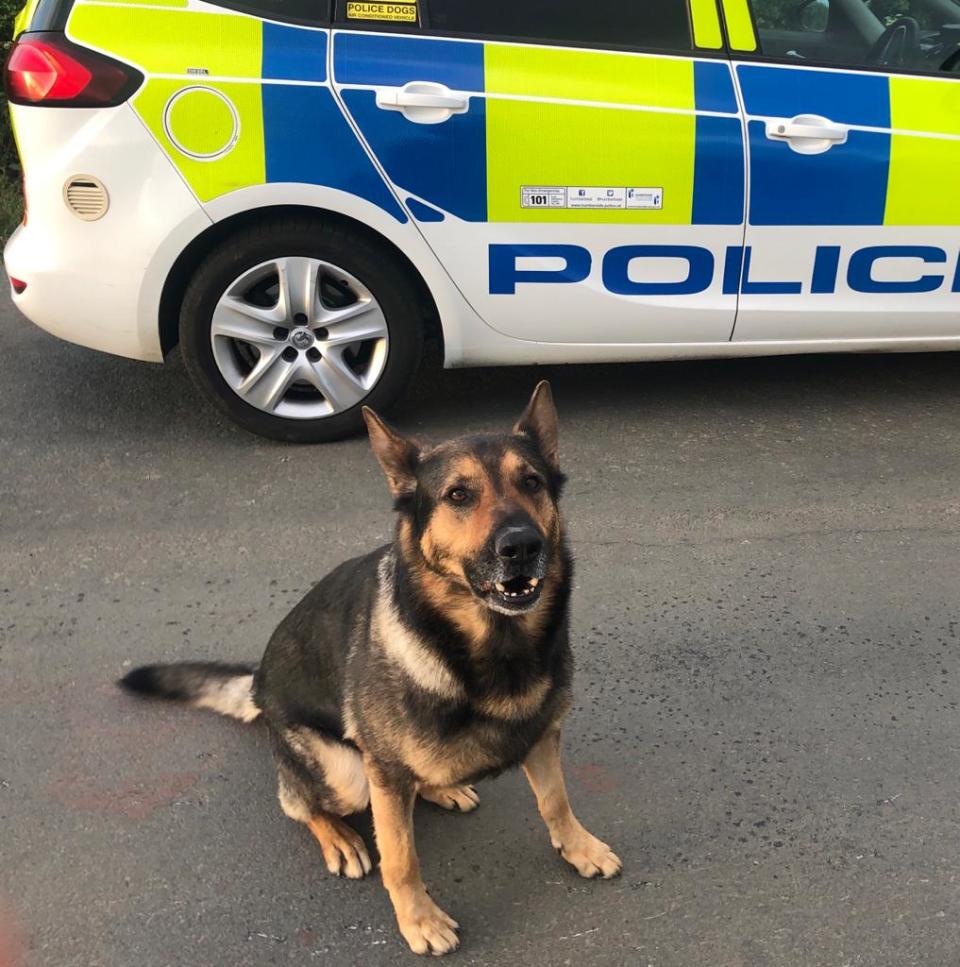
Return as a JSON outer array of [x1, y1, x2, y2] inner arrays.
[[179, 216, 425, 444]]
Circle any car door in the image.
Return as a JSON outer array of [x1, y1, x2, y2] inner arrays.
[[724, 0, 960, 341], [331, 0, 746, 344]]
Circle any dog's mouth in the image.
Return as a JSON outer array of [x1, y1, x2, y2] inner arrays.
[[477, 575, 544, 614]]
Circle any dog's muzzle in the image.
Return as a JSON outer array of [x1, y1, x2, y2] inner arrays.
[[469, 522, 549, 615]]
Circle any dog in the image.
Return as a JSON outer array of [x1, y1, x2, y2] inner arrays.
[[120, 381, 621, 956]]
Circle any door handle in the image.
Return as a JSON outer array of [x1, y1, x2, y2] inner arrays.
[[375, 82, 468, 124], [767, 119, 846, 140], [765, 114, 848, 154], [378, 90, 468, 110]]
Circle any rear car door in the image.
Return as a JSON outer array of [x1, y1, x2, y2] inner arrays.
[[724, 0, 960, 341], [332, 0, 746, 344]]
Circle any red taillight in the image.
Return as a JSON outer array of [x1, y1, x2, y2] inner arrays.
[[7, 42, 90, 101], [10, 278, 27, 294], [4, 33, 142, 107]]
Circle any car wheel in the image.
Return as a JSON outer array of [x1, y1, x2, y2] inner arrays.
[[179, 217, 425, 443]]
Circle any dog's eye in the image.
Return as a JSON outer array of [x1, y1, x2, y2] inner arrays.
[[446, 487, 470, 505], [523, 474, 543, 493]]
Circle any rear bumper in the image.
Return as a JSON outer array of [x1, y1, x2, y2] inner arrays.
[[4, 219, 161, 360], [3, 102, 208, 362]]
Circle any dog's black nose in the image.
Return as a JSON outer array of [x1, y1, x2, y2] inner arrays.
[[495, 525, 543, 563]]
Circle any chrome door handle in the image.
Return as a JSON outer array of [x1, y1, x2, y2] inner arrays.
[[765, 114, 848, 154], [375, 82, 468, 124]]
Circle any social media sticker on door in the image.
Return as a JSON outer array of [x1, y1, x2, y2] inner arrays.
[[567, 187, 626, 210]]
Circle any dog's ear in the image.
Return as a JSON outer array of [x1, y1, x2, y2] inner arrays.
[[513, 380, 559, 470], [363, 408, 420, 498]]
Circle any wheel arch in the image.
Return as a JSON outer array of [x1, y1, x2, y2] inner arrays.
[[158, 205, 443, 358]]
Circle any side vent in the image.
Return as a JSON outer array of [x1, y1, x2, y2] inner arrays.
[[63, 176, 108, 221]]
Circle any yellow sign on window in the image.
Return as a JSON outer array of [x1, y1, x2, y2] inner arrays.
[[346, 1, 417, 22]]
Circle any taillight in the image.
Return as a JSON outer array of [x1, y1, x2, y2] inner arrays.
[[4, 33, 142, 107]]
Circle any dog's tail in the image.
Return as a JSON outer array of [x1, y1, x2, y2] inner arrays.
[[118, 662, 261, 723]]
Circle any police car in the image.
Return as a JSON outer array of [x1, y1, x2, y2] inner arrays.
[[4, 0, 959, 441]]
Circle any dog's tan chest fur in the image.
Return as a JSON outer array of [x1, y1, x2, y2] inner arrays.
[[357, 679, 564, 789], [396, 727, 498, 790], [363, 564, 560, 786]]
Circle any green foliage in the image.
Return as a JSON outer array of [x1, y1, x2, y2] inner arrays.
[[0, 0, 21, 237], [753, 0, 936, 31], [0, 0, 16, 35], [752, 0, 807, 29]]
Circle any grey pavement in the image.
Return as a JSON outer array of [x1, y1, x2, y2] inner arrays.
[[2, 295, 960, 967]]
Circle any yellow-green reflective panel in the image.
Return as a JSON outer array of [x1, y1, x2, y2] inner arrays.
[[722, 0, 757, 51], [690, 0, 723, 49]]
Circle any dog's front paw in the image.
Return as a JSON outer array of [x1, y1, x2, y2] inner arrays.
[[420, 784, 480, 812], [555, 830, 622, 880], [397, 895, 460, 956]]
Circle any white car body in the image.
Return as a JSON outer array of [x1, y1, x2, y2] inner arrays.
[[5, 0, 960, 374]]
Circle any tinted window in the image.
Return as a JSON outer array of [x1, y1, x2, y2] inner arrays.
[[424, 0, 694, 51], [748, 0, 960, 74], [211, 0, 330, 25]]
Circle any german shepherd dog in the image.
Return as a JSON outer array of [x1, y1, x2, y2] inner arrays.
[[120, 382, 621, 956]]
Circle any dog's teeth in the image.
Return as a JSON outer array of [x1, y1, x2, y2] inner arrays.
[[530, 578, 540, 587], [495, 582, 505, 592]]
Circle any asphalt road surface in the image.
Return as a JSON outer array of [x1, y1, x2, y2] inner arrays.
[[3, 297, 960, 967]]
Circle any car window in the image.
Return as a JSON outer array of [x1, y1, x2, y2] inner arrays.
[[209, 0, 330, 25], [419, 0, 697, 53], [747, 0, 960, 74]]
